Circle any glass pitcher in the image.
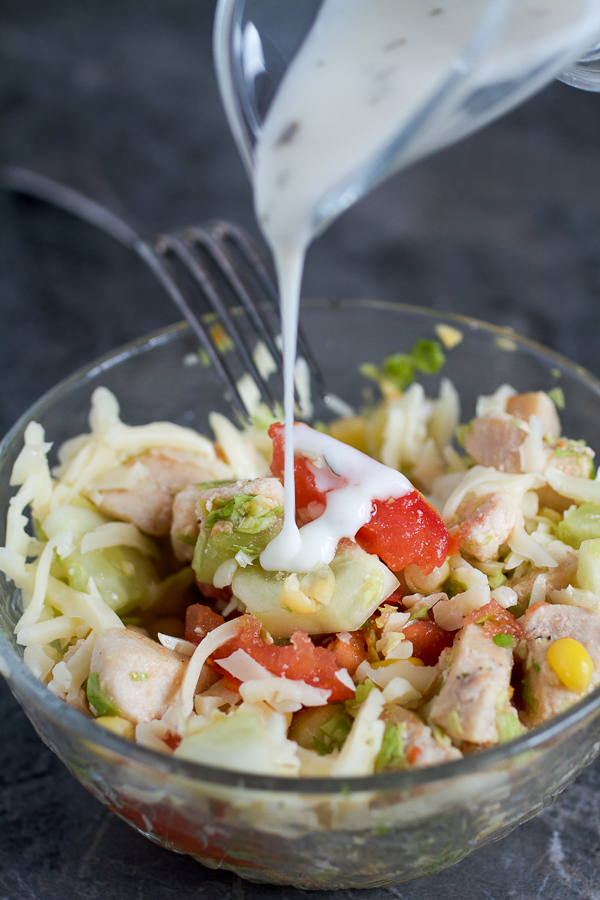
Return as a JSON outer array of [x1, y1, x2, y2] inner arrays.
[[214, 0, 600, 241]]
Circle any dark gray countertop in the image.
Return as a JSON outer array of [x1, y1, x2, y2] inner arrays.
[[3, 2, 600, 898]]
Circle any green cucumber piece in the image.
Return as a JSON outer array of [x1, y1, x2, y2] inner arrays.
[[557, 503, 600, 549], [576, 538, 600, 595], [87, 672, 121, 717], [231, 540, 398, 637]]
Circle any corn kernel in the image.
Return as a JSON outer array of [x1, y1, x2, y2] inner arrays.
[[547, 638, 594, 693], [95, 716, 135, 739], [408, 657, 425, 667]]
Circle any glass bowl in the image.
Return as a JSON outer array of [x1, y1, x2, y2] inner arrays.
[[2, 300, 600, 891]]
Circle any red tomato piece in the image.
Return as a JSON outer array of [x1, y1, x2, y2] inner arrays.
[[356, 492, 450, 575], [329, 631, 368, 677], [270, 423, 450, 572], [402, 620, 454, 667], [269, 422, 328, 520], [462, 599, 523, 641], [185, 603, 225, 645], [212, 615, 354, 701]]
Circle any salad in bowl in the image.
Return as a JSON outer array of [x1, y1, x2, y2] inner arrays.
[[3, 302, 600, 888]]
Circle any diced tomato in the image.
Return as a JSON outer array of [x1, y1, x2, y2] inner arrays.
[[462, 599, 523, 641], [212, 615, 354, 702], [185, 603, 225, 645], [269, 422, 328, 520], [356, 492, 450, 575], [402, 620, 454, 667], [329, 631, 368, 676], [407, 745, 422, 766], [270, 422, 451, 572], [447, 531, 461, 557]]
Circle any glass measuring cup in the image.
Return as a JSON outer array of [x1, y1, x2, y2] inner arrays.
[[214, 0, 600, 240]]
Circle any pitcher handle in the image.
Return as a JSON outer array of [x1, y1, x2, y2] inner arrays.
[[557, 42, 600, 91]]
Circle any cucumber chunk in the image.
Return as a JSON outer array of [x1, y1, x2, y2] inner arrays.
[[576, 538, 600, 596], [193, 490, 283, 584], [232, 540, 399, 637], [557, 502, 600, 549], [63, 546, 160, 614]]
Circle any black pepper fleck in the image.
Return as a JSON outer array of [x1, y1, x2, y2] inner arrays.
[[275, 121, 300, 147], [384, 37, 407, 51]]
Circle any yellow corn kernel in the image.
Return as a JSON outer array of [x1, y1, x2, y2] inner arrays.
[[547, 638, 594, 693], [408, 657, 425, 667], [95, 716, 135, 739], [370, 658, 397, 669]]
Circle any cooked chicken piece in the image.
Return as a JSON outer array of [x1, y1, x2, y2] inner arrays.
[[464, 417, 528, 473], [506, 392, 560, 438], [429, 624, 513, 745], [382, 704, 462, 767], [509, 554, 578, 608], [171, 484, 201, 563], [454, 490, 523, 562], [520, 603, 600, 726], [197, 477, 284, 526], [90, 450, 218, 536], [90, 628, 186, 724], [545, 439, 595, 479]]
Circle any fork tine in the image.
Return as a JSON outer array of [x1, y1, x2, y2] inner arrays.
[[0, 166, 331, 423], [136, 241, 252, 423], [208, 220, 328, 398], [188, 223, 284, 373], [155, 231, 278, 414]]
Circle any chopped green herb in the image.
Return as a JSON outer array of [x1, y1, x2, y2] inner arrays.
[[361, 339, 446, 393], [488, 571, 507, 590], [547, 387, 565, 410], [177, 534, 198, 547], [375, 723, 407, 772], [532, 660, 541, 674], [130, 671, 149, 681], [409, 604, 430, 622], [409, 338, 446, 375], [493, 633, 516, 649], [86, 672, 120, 717], [345, 678, 376, 715]]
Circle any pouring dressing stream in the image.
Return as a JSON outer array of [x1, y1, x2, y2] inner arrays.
[[255, 0, 494, 572], [243, 0, 600, 571]]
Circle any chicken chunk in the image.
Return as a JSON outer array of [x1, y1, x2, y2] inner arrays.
[[454, 490, 523, 562], [520, 602, 600, 726], [171, 484, 201, 563], [89, 450, 219, 536], [464, 417, 528, 473], [196, 476, 284, 526], [506, 392, 560, 438], [509, 554, 578, 608], [382, 704, 462, 767], [89, 628, 186, 724], [429, 624, 513, 745]]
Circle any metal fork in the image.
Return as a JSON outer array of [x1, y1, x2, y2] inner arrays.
[[0, 165, 326, 424]]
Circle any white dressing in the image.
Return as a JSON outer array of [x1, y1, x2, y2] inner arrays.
[[253, 0, 491, 570], [253, 0, 595, 571], [260, 424, 411, 573]]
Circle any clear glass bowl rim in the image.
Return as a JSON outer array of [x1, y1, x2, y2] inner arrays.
[[2, 298, 600, 794]]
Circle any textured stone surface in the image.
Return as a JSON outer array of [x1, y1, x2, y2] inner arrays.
[[2, 1, 600, 898]]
